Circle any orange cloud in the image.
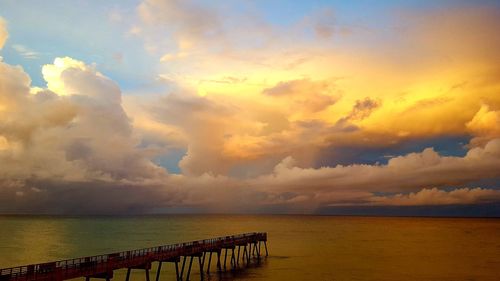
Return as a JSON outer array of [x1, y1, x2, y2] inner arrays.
[[126, 3, 500, 173], [2, 4, 500, 214], [467, 105, 500, 147], [262, 78, 339, 115], [0, 17, 7, 50]]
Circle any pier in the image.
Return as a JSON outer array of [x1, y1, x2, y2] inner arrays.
[[0, 232, 268, 281]]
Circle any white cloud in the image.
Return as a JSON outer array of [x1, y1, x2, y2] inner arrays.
[[0, 56, 167, 185], [257, 139, 500, 194], [370, 187, 500, 206], [12, 44, 39, 59]]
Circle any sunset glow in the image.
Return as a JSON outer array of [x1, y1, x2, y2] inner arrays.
[[0, 0, 499, 215]]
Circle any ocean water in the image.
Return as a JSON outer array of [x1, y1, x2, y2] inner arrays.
[[0, 215, 499, 281]]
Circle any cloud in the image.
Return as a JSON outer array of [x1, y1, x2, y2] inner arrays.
[[334, 97, 381, 131], [138, 138, 500, 213], [133, 1, 500, 162], [263, 78, 338, 113], [12, 44, 40, 59], [2, 4, 500, 214], [0, 55, 173, 214], [148, 91, 267, 176], [406, 5, 500, 64], [135, 78, 343, 177], [343, 97, 381, 121], [304, 7, 351, 40], [0, 179, 179, 214], [0, 56, 167, 187], [466, 104, 500, 147], [137, 0, 222, 52], [0, 17, 7, 50], [254, 138, 500, 199], [136, 0, 275, 58], [370, 187, 500, 206]]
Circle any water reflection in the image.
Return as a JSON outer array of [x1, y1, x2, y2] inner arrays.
[[0, 216, 71, 266], [1, 215, 500, 281]]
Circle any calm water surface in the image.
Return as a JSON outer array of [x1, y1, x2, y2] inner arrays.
[[0, 215, 499, 280]]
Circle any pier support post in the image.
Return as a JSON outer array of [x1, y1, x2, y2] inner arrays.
[[175, 261, 180, 281], [180, 256, 187, 279], [185, 257, 193, 281], [264, 241, 268, 257], [244, 245, 250, 264], [125, 268, 131, 281], [242, 245, 247, 264], [155, 261, 162, 281], [236, 246, 241, 265], [223, 249, 228, 271], [216, 251, 221, 272], [198, 256, 204, 280], [206, 252, 212, 273], [231, 248, 236, 269], [202, 252, 206, 269]]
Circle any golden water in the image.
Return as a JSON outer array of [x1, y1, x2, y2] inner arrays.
[[1, 215, 499, 280]]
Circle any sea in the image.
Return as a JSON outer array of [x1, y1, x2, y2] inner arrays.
[[1, 215, 499, 281]]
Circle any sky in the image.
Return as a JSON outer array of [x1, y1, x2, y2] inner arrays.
[[0, 0, 499, 215]]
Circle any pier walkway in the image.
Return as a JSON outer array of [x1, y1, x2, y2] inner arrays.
[[0, 232, 268, 281]]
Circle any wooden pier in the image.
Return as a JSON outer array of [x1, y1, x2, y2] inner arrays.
[[0, 232, 268, 281]]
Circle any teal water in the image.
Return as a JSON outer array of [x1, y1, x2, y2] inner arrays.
[[1, 215, 500, 280]]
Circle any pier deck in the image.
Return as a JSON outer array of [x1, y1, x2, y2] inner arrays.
[[0, 232, 268, 281]]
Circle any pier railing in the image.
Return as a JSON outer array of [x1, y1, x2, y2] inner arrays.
[[0, 232, 267, 281]]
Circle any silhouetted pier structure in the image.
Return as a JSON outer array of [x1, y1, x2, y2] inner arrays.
[[0, 232, 268, 281]]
